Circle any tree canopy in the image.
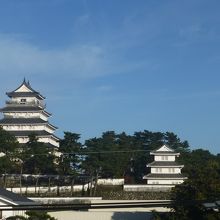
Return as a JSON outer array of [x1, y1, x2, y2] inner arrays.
[[0, 128, 191, 179], [153, 148, 220, 220], [58, 132, 82, 175], [1, 127, 220, 218], [81, 130, 190, 180]]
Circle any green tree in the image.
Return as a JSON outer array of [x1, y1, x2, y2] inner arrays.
[[0, 155, 14, 173], [165, 132, 189, 152], [82, 130, 189, 182], [58, 132, 82, 175], [82, 131, 134, 178], [132, 130, 189, 181], [6, 216, 27, 220], [0, 127, 19, 154], [26, 211, 57, 220], [168, 154, 220, 220], [0, 127, 21, 174], [22, 134, 56, 174]]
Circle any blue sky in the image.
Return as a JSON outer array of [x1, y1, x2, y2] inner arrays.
[[0, 0, 220, 153]]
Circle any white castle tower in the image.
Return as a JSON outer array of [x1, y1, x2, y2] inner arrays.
[[0, 79, 59, 148], [143, 144, 187, 186]]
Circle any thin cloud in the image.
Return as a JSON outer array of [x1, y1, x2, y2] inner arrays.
[[0, 35, 104, 78], [0, 34, 148, 80]]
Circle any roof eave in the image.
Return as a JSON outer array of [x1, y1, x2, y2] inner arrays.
[[6, 92, 45, 100], [150, 152, 180, 155], [144, 176, 188, 180], [47, 123, 58, 130], [42, 110, 51, 117], [147, 165, 184, 168], [6, 79, 45, 99], [51, 134, 60, 141]]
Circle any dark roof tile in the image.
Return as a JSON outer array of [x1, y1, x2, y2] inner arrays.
[[0, 118, 47, 124], [151, 151, 179, 155], [1, 106, 43, 112], [147, 161, 183, 167], [143, 173, 187, 179], [8, 130, 52, 136], [0, 187, 35, 204], [6, 79, 45, 100], [7, 130, 60, 141]]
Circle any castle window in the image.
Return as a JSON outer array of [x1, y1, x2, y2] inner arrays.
[[162, 155, 168, 160], [169, 168, 175, 173], [20, 99, 26, 103], [152, 181, 159, 184], [156, 168, 162, 173]]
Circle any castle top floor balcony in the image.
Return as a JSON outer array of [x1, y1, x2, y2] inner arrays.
[[5, 100, 46, 109]]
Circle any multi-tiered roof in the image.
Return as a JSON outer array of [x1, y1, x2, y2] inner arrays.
[[143, 145, 187, 186], [0, 79, 59, 148]]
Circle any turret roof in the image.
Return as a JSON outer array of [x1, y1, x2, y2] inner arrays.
[[8, 130, 60, 140], [0, 118, 57, 129], [6, 78, 45, 100], [143, 173, 187, 179], [150, 144, 180, 155], [0, 106, 51, 116], [147, 161, 184, 167]]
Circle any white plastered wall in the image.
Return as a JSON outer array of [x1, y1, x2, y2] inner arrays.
[[17, 136, 59, 147], [147, 179, 185, 184], [2, 124, 54, 133], [16, 84, 32, 92], [4, 112, 48, 121], [154, 155, 176, 161], [151, 167, 181, 174]]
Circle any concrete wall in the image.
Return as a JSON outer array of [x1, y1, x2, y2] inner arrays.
[[0, 201, 26, 219], [47, 199, 170, 220], [97, 179, 124, 186], [7, 179, 124, 194], [147, 179, 184, 185], [49, 211, 153, 220], [7, 184, 90, 194], [30, 197, 102, 204], [0, 200, 13, 219]]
